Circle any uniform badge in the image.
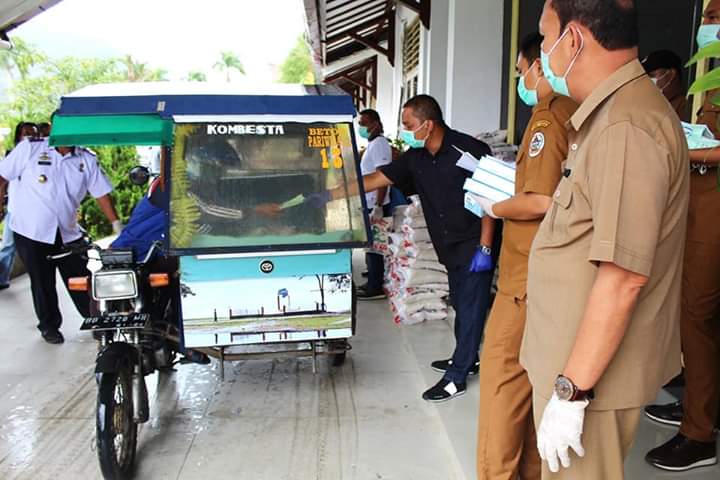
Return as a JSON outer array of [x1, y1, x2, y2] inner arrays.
[[38, 174, 47, 183], [39, 152, 49, 161], [533, 120, 551, 130], [529, 132, 545, 158]]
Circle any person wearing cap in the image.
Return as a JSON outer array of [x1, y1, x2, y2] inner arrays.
[[475, 31, 577, 480], [0, 137, 122, 344], [522, 0, 688, 477], [644, 0, 720, 471], [641, 49, 689, 122]]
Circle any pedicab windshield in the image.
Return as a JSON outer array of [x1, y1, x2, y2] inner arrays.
[[169, 122, 368, 251]]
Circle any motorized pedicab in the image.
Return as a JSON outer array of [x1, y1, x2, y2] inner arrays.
[[50, 82, 371, 479]]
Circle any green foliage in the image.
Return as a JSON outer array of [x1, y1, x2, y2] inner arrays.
[[213, 51, 245, 82], [278, 35, 315, 84], [0, 37, 47, 81], [186, 70, 207, 82], [688, 42, 720, 96], [78, 146, 146, 239], [0, 37, 172, 239]]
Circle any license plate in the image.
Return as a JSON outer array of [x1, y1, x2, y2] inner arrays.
[[80, 313, 151, 331]]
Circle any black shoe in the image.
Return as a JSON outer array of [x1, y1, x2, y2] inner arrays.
[[41, 329, 64, 344], [356, 285, 386, 300], [0, 283, 9, 291], [422, 378, 466, 403], [361, 271, 368, 277], [645, 401, 683, 427], [431, 358, 479, 376], [646, 433, 717, 471]]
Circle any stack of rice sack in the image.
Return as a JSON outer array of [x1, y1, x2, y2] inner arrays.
[[476, 129, 518, 163], [384, 196, 449, 325]]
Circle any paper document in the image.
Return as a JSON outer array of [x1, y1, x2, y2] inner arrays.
[[455, 149, 480, 172], [280, 194, 305, 210]]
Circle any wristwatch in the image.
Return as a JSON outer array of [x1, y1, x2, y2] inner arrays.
[[554, 375, 594, 402], [480, 245, 492, 256]]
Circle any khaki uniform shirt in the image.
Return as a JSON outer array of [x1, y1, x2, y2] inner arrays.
[[497, 94, 578, 298], [520, 60, 689, 411], [696, 88, 720, 138]]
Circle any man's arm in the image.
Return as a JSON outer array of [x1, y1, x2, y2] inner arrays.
[[95, 194, 119, 223], [561, 262, 648, 390], [480, 216, 494, 247], [329, 171, 393, 201], [688, 147, 720, 164], [375, 186, 389, 207], [493, 193, 553, 220], [0, 176, 7, 222]]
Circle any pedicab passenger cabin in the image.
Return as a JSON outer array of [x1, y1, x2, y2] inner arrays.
[[51, 83, 370, 368]]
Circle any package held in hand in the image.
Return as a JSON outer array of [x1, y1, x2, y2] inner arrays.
[[463, 155, 516, 203]]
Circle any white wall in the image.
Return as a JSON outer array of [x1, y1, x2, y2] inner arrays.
[[423, 0, 449, 111], [445, 0, 504, 135], [375, 55, 397, 138]]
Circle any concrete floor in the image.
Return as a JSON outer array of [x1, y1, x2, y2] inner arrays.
[[0, 260, 718, 479]]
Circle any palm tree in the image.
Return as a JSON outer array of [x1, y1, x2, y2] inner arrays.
[[122, 55, 167, 82], [213, 51, 245, 82], [186, 70, 207, 82], [0, 37, 46, 81]]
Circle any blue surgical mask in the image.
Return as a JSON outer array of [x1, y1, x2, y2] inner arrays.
[[697, 24, 720, 49], [517, 71, 540, 107], [358, 126, 370, 139], [540, 28, 584, 98], [399, 122, 428, 149]]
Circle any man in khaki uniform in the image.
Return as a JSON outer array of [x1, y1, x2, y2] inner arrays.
[[521, 1, 689, 478], [644, 1, 720, 471], [475, 32, 577, 480]]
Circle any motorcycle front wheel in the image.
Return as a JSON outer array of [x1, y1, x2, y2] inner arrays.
[[96, 366, 137, 479]]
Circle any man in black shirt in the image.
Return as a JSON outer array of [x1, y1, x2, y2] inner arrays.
[[305, 94, 497, 402]]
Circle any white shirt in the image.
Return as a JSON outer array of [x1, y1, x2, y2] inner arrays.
[[360, 135, 392, 207], [0, 138, 113, 244]]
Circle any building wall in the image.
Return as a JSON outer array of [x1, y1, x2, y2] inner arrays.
[[445, 0, 504, 136]]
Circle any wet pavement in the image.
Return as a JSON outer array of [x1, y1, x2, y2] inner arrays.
[[1, 259, 719, 479]]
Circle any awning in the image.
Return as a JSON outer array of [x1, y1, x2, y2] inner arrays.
[[49, 114, 174, 146], [0, 0, 63, 34]]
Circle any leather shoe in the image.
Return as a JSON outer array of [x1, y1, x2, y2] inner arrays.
[[41, 329, 64, 344]]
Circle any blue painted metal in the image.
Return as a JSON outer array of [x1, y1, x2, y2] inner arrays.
[[58, 94, 356, 118], [180, 249, 352, 282]]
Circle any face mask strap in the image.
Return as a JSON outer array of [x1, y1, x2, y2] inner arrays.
[[561, 27, 584, 79]]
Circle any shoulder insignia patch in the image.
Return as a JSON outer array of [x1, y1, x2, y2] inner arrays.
[[529, 132, 545, 158], [533, 120, 551, 130]]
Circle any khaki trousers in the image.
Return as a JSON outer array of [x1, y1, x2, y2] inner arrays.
[[477, 292, 540, 480], [680, 173, 720, 442], [531, 393, 641, 480]]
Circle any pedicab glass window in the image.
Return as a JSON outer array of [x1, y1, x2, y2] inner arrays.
[[169, 122, 367, 250]]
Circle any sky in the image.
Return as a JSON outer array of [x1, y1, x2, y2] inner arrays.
[[13, 0, 308, 82]]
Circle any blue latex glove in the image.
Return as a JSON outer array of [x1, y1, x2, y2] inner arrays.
[[304, 190, 332, 208], [469, 247, 493, 273]]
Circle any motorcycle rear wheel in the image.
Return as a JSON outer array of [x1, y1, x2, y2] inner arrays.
[[96, 367, 138, 479]]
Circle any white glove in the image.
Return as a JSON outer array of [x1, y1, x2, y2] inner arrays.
[[112, 220, 124, 234], [537, 392, 588, 473], [477, 196, 500, 219], [371, 206, 383, 220]]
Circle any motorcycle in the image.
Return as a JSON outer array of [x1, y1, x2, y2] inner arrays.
[[50, 239, 185, 479]]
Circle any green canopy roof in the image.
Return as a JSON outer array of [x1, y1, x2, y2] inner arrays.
[[49, 114, 174, 146]]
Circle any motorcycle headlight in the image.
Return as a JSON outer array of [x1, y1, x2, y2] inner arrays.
[[93, 270, 138, 300]]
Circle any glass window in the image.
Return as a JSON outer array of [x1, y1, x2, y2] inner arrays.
[[169, 122, 368, 250]]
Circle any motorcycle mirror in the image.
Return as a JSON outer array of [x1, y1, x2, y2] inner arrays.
[[129, 166, 150, 186]]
